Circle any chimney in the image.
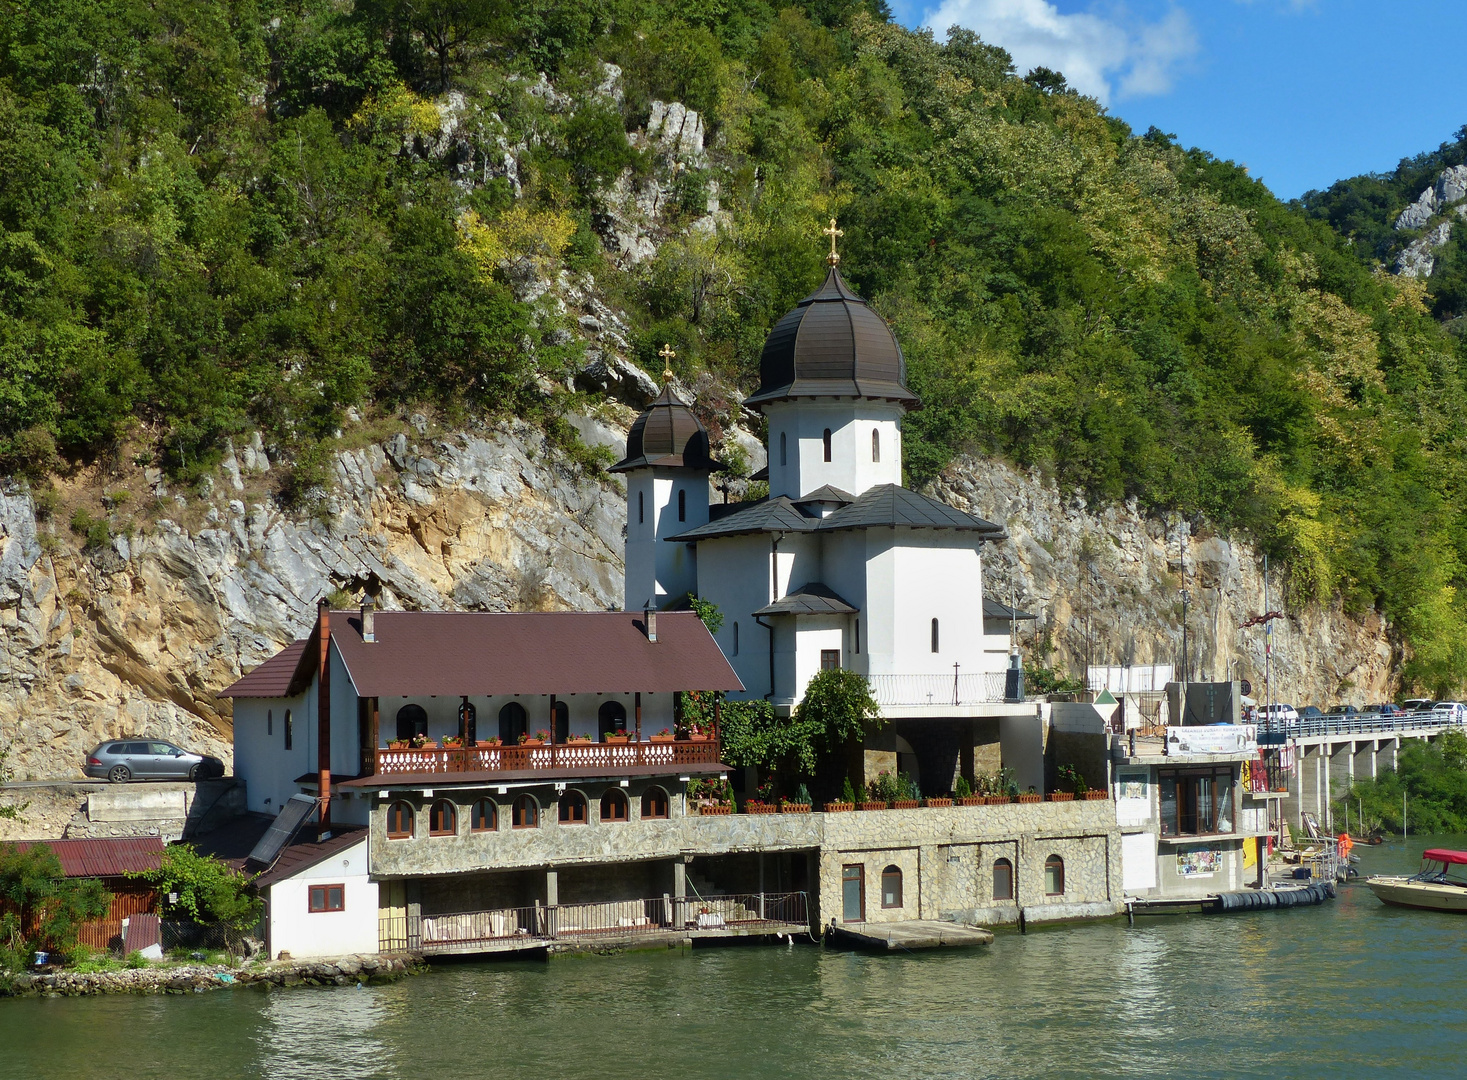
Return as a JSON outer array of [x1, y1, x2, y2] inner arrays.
[[644, 604, 658, 643], [361, 600, 375, 643]]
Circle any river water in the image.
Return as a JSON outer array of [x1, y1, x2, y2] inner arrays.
[[2, 837, 1462, 1080]]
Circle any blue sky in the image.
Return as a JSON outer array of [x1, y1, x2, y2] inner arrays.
[[892, 0, 1467, 200]]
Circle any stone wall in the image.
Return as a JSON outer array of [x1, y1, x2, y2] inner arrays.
[[0, 779, 245, 842]]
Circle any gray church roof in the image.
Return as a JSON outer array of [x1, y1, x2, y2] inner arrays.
[[752, 582, 860, 616], [670, 484, 1004, 542]]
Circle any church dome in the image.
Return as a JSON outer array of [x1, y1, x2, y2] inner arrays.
[[744, 267, 918, 408], [610, 385, 719, 472]]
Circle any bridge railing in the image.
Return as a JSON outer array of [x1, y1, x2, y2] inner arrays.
[[1259, 710, 1463, 741]]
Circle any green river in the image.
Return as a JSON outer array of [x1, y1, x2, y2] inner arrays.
[[1, 837, 1462, 1080]]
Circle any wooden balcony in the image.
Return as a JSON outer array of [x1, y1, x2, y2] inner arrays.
[[371, 738, 722, 777]]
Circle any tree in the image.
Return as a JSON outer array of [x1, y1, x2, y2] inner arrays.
[[129, 845, 262, 931], [0, 843, 110, 971]]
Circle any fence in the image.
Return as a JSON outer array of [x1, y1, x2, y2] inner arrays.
[[382, 892, 809, 954], [866, 672, 1011, 707]]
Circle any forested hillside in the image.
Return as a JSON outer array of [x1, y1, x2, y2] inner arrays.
[[3, 1, 1467, 691]]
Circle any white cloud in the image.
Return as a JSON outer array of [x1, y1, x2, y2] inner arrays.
[[922, 0, 1199, 104]]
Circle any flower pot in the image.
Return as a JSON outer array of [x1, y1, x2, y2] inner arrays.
[[388, 742, 408, 750], [744, 802, 779, 815], [986, 795, 1013, 805], [891, 799, 920, 810], [650, 736, 675, 744], [1017, 793, 1042, 804], [699, 804, 733, 816], [780, 802, 812, 814], [1084, 790, 1109, 800], [603, 736, 629, 744], [688, 734, 710, 742], [924, 797, 953, 808], [475, 740, 500, 748], [957, 796, 984, 807], [823, 801, 855, 813], [1048, 792, 1075, 802], [519, 739, 545, 747], [860, 800, 888, 811]]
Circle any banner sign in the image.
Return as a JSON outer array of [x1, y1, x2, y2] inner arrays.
[[1165, 724, 1258, 756]]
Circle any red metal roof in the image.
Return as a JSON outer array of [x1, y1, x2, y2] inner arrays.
[[11, 837, 164, 878], [252, 826, 367, 889], [221, 610, 742, 699], [1423, 849, 1467, 866], [222, 639, 311, 698]]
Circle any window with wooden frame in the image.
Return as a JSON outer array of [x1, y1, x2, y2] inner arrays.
[[992, 858, 1014, 901], [512, 794, 539, 829], [1158, 767, 1235, 837], [470, 798, 497, 832], [600, 788, 629, 822], [428, 800, 456, 836], [1044, 855, 1065, 896], [881, 865, 903, 908], [558, 789, 588, 824], [841, 864, 864, 922], [641, 786, 669, 820], [308, 884, 345, 913], [821, 649, 841, 671], [386, 801, 414, 839]]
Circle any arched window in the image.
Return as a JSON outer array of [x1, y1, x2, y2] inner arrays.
[[471, 798, 497, 832], [1045, 854, 1065, 896], [558, 790, 588, 824], [284, 709, 293, 750], [429, 800, 457, 836], [267, 709, 273, 736], [732, 621, 739, 657], [641, 786, 669, 820], [499, 702, 528, 744], [512, 794, 539, 829], [600, 788, 629, 822], [598, 700, 628, 738], [872, 429, 880, 462], [386, 801, 414, 839], [931, 618, 940, 653], [881, 865, 903, 908], [678, 488, 686, 522], [780, 431, 787, 467], [552, 700, 569, 743], [638, 489, 644, 524], [822, 428, 832, 462], [993, 858, 1014, 901], [396, 703, 428, 742]]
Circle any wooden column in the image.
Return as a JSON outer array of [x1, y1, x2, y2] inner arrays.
[[459, 696, 470, 748], [316, 600, 331, 835], [635, 692, 642, 742], [713, 697, 722, 745], [368, 697, 379, 776], [550, 694, 557, 768]]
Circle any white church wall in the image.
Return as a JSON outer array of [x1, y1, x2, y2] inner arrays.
[[623, 467, 707, 609], [889, 535, 986, 678], [764, 400, 903, 499], [695, 537, 776, 699], [233, 689, 314, 815], [792, 618, 846, 703], [859, 532, 899, 676]]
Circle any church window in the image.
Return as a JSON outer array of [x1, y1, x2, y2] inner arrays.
[[881, 865, 903, 908], [638, 490, 644, 524], [732, 622, 739, 657], [821, 649, 841, 671], [872, 429, 880, 462], [931, 618, 940, 653], [678, 488, 686, 522], [780, 432, 787, 466], [1045, 855, 1065, 895], [854, 619, 860, 654], [284, 709, 293, 750], [267, 709, 272, 736], [823, 428, 832, 462]]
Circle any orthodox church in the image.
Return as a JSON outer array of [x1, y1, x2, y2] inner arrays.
[[611, 229, 1032, 769]]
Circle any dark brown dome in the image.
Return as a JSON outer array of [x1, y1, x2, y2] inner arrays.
[[744, 267, 917, 408], [610, 385, 719, 472]]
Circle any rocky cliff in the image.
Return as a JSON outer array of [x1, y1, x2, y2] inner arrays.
[[1, 425, 1397, 790]]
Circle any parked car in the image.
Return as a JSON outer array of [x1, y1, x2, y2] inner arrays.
[[1369, 703, 1403, 717], [84, 740, 225, 783], [1432, 702, 1467, 725], [1299, 706, 1325, 719], [1262, 703, 1299, 724], [1326, 704, 1361, 717], [1403, 698, 1436, 713]]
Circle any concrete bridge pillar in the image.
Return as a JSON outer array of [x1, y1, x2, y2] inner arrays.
[[1352, 741, 1374, 783], [1379, 738, 1399, 774], [1329, 741, 1354, 796]]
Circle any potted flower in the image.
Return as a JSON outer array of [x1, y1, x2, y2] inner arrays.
[[475, 737, 501, 748], [1084, 788, 1109, 800], [519, 730, 547, 747], [825, 778, 858, 813], [442, 735, 464, 749], [603, 729, 630, 744], [1052, 764, 1082, 801], [1017, 787, 1042, 804], [409, 734, 435, 750], [892, 774, 921, 810], [650, 728, 676, 744], [924, 794, 953, 808], [687, 723, 710, 743], [388, 739, 409, 750], [781, 784, 814, 814], [954, 776, 983, 807]]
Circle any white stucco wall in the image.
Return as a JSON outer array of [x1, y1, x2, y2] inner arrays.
[[764, 400, 904, 499], [233, 690, 314, 815], [790, 618, 847, 706], [623, 466, 708, 609], [875, 533, 986, 678], [1121, 831, 1158, 891], [267, 838, 378, 959]]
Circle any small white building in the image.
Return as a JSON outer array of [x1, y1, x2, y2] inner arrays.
[[254, 828, 377, 960]]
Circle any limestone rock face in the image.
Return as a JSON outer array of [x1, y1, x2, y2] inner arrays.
[[933, 457, 1396, 705], [1392, 165, 1467, 277]]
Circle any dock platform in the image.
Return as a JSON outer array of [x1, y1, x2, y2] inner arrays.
[[827, 921, 994, 951]]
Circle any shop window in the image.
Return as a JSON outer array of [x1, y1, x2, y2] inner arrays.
[[386, 801, 414, 839], [598, 700, 628, 738], [823, 428, 832, 462], [1045, 855, 1065, 896], [842, 864, 864, 922], [931, 618, 939, 653], [308, 884, 344, 913], [512, 794, 539, 829], [558, 790, 588, 824], [993, 858, 1014, 901], [1159, 768, 1235, 837], [428, 800, 456, 836], [642, 786, 669, 820], [284, 709, 293, 750], [395, 703, 427, 742], [881, 865, 903, 908], [600, 788, 629, 822], [499, 702, 527, 744], [872, 429, 880, 462], [470, 798, 497, 832], [821, 649, 841, 671]]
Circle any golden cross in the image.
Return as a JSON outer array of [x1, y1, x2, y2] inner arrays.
[[822, 218, 843, 266], [658, 343, 676, 380]]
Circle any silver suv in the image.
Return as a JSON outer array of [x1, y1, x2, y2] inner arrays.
[[84, 740, 225, 783]]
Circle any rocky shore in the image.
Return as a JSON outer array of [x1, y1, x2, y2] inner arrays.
[[1, 953, 422, 998]]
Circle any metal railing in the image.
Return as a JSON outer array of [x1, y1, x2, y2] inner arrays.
[[381, 892, 809, 954], [1260, 710, 1464, 741], [866, 672, 1011, 707], [372, 738, 721, 777], [1243, 754, 1291, 794]]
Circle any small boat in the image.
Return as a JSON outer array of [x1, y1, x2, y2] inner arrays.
[[1366, 849, 1467, 912]]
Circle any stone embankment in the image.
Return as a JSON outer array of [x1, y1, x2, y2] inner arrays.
[[2, 953, 420, 998]]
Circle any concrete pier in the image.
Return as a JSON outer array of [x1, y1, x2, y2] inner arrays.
[[827, 921, 995, 951]]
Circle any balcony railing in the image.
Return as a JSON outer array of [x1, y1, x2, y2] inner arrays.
[[866, 671, 1011, 707], [379, 892, 809, 954], [371, 737, 722, 777]]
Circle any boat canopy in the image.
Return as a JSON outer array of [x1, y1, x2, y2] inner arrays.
[[1422, 849, 1467, 866]]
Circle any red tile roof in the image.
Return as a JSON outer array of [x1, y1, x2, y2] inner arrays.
[[11, 837, 164, 878], [222, 610, 742, 699]]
